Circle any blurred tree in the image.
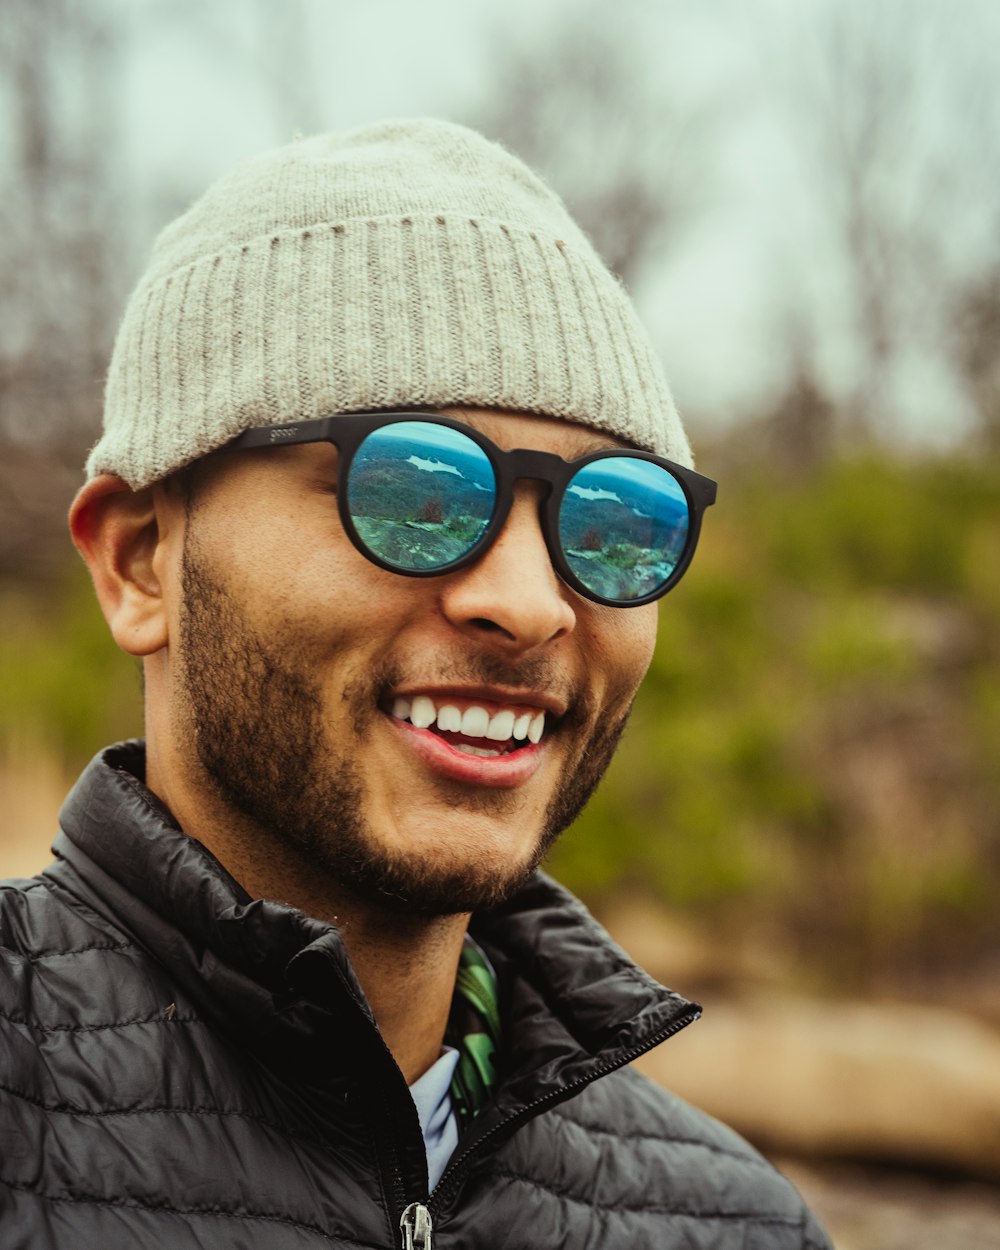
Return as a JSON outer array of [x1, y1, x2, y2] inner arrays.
[[770, 1, 1000, 452], [0, 0, 324, 584], [162, 0, 327, 140], [0, 0, 128, 580], [947, 246, 1000, 453], [468, 1, 713, 289], [737, 319, 838, 474], [810, 6, 919, 435]]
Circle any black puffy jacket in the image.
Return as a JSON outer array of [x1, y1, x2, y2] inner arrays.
[[1, 743, 831, 1248]]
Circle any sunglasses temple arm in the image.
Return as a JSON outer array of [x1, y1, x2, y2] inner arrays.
[[221, 416, 341, 453], [687, 471, 717, 509]]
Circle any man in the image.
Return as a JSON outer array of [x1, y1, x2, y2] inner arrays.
[[1, 120, 830, 1248]]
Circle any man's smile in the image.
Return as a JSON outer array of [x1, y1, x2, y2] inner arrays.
[[382, 689, 565, 785], [391, 694, 547, 748]]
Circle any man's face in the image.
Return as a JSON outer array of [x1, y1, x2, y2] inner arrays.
[[168, 409, 658, 916]]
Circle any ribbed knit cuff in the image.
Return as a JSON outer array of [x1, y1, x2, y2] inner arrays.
[[91, 119, 692, 486]]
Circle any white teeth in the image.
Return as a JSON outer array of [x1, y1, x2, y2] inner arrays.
[[410, 695, 437, 729], [391, 694, 550, 746], [486, 710, 516, 741], [460, 706, 490, 737], [455, 744, 503, 758]]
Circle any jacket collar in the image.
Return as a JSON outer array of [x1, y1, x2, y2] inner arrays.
[[52, 741, 699, 1105]]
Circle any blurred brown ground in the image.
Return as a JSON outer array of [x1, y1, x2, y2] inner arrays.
[[0, 748, 75, 878], [783, 1161, 1000, 1250]]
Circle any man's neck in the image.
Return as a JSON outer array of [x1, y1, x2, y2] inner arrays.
[[335, 907, 468, 1084], [254, 862, 469, 1083]]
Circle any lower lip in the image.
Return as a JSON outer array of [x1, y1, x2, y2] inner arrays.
[[385, 715, 544, 788]]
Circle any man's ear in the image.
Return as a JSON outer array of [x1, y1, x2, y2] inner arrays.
[[69, 475, 175, 657]]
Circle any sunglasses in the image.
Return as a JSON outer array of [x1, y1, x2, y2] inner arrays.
[[219, 412, 717, 608]]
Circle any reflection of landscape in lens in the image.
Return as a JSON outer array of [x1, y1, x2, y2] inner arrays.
[[348, 422, 496, 570], [559, 458, 689, 600]]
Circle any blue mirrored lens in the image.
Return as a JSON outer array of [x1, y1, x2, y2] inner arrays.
[[559, 457, 690, 601], [347, 422, 496, 571]]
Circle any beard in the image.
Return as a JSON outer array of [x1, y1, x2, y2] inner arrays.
[[175, 533, 630, 918]]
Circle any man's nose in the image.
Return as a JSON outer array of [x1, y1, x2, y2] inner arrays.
[[438, 488, 577, 652]]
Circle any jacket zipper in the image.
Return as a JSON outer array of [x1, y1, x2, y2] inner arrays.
[[400, 1202, 433, 1250], [312, 933, 699, 1247], [412, 1000, 702, 1234]]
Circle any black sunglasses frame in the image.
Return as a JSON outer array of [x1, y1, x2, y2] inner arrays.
[[217, 411, 718, 607]]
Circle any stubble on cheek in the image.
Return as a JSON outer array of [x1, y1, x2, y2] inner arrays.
[[175, 536, 371, 865], [539, 704, 630, 848]]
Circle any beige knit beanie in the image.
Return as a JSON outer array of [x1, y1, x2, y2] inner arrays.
[[90, 118, 692, 488]]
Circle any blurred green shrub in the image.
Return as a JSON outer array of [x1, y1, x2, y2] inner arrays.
[[0, 566, 142, 764]]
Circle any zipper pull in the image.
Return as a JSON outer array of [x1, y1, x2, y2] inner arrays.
[[400, 1202, 433, 1250]]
